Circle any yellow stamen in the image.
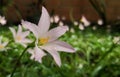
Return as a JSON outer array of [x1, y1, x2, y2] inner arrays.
[[16, 36, 21, 41], [39, 37, 49, 45], [0, 45, 4, 49]]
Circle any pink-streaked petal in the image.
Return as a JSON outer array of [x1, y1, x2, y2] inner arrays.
[[27, 48, 34, 59], [47, 26, 68, 42], [52, 40, 75, 53], [17, 25, 22, 35], [41, 45, 61, 66], [28, 46, 46, 63], [20, 31, 30, 38], [27, 48, 36, 59], [38, 6, 50, 35], [9, 27, 16, 39], [34, 46, 46, 63], [21, 20, 39, 38], [21, 39, 32, 43]]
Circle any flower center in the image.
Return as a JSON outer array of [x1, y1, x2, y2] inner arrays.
[[0, 45, 4, 49], [16, 36, 21, 41], [38, 37, 49, 45]]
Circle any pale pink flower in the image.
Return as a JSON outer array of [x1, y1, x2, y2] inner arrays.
[[73, 21, 79, 26], [113, 36, 120, 44], [0, 36, 8, 51], [97, 19, 103, 25], [54, 15, 60, 23], [9, 25, 32, 47], [59, 21, 64, 26], [92, 26, 97, 30], [79, 24, 85, 30], [22, 6, 75, 66], [81, 15, 90, 27], [0, 15, 7, 25]]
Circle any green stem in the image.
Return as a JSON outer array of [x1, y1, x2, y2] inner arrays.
[[10, 45, 30, 77]]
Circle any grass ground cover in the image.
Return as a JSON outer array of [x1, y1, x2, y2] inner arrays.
[[0, 25, 120, 77]]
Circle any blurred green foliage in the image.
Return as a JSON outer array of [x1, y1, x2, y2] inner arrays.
[[0, 0, 13, 15], [0, 25, 120, 77]]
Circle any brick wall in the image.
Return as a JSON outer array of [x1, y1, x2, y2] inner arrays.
[[105, 0, 120, 21], [45, 0, 120, 21], [45, 0, 99, 21], [4, 0, 120, 22]]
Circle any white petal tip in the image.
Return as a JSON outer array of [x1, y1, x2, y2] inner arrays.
[[71, 50, 76, 53], [67, 48, 76, 53], [60, 26, 69, 31], [57, 64, 61, 67]]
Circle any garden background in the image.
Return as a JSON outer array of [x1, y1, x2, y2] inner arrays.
[[1, 0, 120, 77], [3, 0, 120, 22]]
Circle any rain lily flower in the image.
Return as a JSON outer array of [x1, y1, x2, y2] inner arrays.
[[22, 6, 75, 66], [0, 15, 7, 25], [0, 36, 8, 51], [58, 21, 64, 26], [92, 26, 97, 30], [70, 28, 75, 33], [80, 15, 90, 27], [9, 25, 32, 47], [97, 19, 103, 25], [73, 21, 79, 26], [113, 36, 120, 44], [54, 15, 60, 23], [79, 23, 85, 30], [50, 15, 60, 23]]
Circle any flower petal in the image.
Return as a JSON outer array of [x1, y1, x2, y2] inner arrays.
[[28, 46, 46, 63], [21, 31, 30, 38], [47, 26, 68, 42], [38, 6, 50, 35], [81, 16, 90, 26], [17, 25, 22, 36], [21, 20, 39, 38], [9, 27, 16, 39], [41, 45, 61, 66], [20, 38, 32, 43], [52, 40, 75, 53], [0, 16, 7, 25], [2, 42, 8, 47], [27, 48, 35, 59]]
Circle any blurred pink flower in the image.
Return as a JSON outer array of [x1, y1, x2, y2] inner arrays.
[[81, 15, 90, 27], [97, 19, 103, 25], [9, 25, 32, 47], [0, 36, 8, 51], [0, 15, 7, 25]]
